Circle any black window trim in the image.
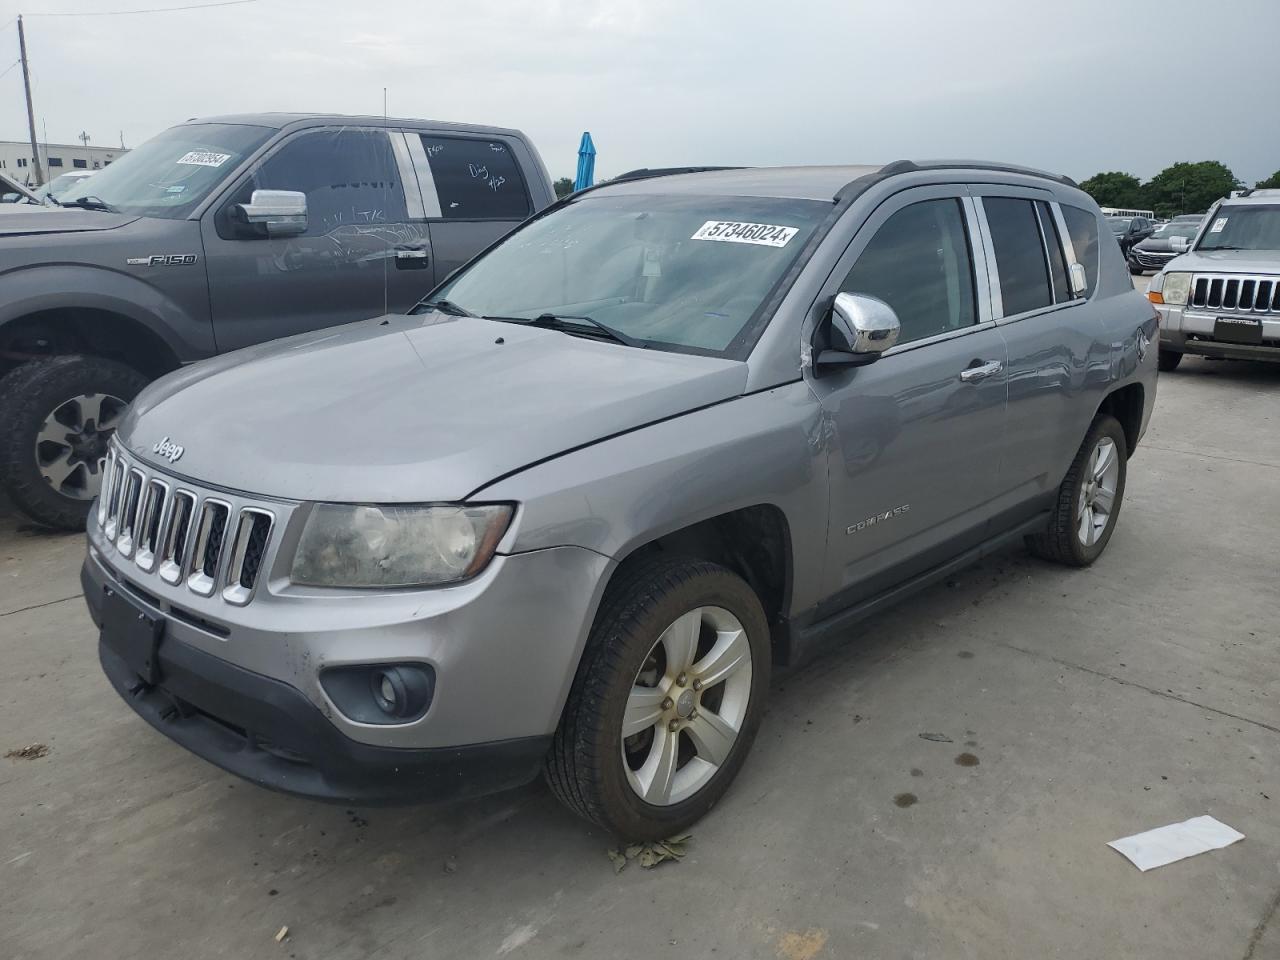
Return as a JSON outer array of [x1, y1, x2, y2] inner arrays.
[[809, 185, 995, 362], [975, 194, 1087, 325], [410, 132, 534, 224]]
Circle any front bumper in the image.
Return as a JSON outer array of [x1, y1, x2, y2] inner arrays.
[[1156, 303, 1280, 362], [84, 523, 614, 802]]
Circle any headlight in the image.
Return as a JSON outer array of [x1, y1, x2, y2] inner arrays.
[[291, 503, 513, 588], [1157, 272, 1191, 306]]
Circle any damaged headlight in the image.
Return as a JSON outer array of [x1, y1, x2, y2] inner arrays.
[[291, 503, 513, 588]]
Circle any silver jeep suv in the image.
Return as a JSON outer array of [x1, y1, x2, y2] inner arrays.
[[1149, 189, 1280, 369], [82, 161, 1157, 839]]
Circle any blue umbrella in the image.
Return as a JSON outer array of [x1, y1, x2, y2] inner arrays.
[[573, 131, 596, 192]]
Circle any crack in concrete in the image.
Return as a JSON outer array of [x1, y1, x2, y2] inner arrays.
[[1000, 643, 1280, 736], [1144, 443, 1280, 471], [1243, 885, 1280, 960], [0, 593, 83, 619]]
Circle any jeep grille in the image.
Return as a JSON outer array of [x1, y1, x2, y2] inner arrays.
[[95, 445, 277, 607], [1190, 274, 1280, 313]]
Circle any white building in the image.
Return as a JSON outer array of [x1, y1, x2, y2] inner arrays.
[[0, 140, 128, 187]]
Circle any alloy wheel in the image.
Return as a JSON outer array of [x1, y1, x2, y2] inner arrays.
[[621, 605, 753, 806], [34, 392, 127, 500], [1077, 435, 1119, 546]]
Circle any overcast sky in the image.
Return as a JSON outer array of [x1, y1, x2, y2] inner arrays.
[[2, 0, 1277, 185]]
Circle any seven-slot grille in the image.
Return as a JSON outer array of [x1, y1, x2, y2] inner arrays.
[[96, 445, 275, 606], [1190, 274, 1280, 313]]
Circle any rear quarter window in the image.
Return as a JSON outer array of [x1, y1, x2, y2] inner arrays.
[[418, 136, 531, 221], [1062, 204, 1101, 298]]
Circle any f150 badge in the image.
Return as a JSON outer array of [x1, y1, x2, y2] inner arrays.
[[847, 504, 909, 535], [152, 437, 185, 463], [127, 254, 198, 266]]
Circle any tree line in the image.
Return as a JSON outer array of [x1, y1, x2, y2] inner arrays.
[[1080, 161, 1280, 218]]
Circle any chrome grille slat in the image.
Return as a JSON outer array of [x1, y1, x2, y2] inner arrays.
[[159, 490, 197, 585], [1189, 273, 1280, 314], [187, 500, 231, 597], [222, 509, 274, 605], [95, 442, 279, 606], [115, 468, 145, 558]]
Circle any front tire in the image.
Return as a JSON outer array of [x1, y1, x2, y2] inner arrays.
[[1157, 349, 1183, 372], [546, 556, 771, 839], [1025, 414, 1127, 567], [0, 356, 149, 530]]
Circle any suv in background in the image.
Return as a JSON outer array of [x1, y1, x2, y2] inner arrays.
[[1109, 215, 1155, 257], [83, 161, 1156, 839], [1149, 189, 1280, 369], [1128, 216, 1204, 275], [0, 113, 553, 529]]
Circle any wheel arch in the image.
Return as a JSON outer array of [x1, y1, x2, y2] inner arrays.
[[605, 504, 795, 665], [0, 306, 182, 379], [1095, 382, 1144, 457]]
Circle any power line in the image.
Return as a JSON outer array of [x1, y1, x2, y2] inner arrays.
[[0, 58, 20, 81], [26, 0, 257, 16]]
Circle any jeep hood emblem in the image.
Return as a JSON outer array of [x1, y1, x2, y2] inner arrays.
[[152, 437, 185, 463]]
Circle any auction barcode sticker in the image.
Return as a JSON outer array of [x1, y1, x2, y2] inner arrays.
[[176, 150, 232, 168], [691, 220, 799, 248]]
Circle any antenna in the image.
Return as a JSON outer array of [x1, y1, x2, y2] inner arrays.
[[382, 86, 389, 318]]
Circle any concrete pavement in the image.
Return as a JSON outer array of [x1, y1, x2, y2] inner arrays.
[[2, 353, 1278, 960]]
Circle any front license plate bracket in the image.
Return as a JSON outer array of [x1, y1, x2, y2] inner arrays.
[[101, 585, 165, 686]]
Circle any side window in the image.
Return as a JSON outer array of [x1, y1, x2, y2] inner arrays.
[[839, 198, 976, 345], [239, 129, 407, 236], [984, 197, 1053, 316], [1036, 201, 1072, 303], [418, 136, 530, 220], [1061, 205, 1100, 297]]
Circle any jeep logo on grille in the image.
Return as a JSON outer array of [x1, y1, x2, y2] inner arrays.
[[152, 437, 185, 463]]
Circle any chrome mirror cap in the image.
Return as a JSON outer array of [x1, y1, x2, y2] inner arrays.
[[1169, 236, 1191, 254], [832, 292, 901, 355], [236, 189, 308, 237]]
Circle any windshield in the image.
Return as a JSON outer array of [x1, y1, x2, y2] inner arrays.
[[1107, 217, 1132, 234], [421, 193, 829, 356], [44, 173, 90, 199], [58, 122, 274, 218], [1197, 204, 1280, 252], [1153, 221, 1201, 238]]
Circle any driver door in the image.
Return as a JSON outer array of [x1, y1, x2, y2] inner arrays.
[[200, 127, 433, 352]]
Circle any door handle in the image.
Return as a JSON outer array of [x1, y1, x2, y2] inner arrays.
[[394, 247, 430, 269], [959, 359, 1002, 383]]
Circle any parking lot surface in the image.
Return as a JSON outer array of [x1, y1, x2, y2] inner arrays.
[[2, 348, 1278, 959]]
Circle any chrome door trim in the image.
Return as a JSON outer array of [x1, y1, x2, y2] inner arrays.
[[404, 133, 442, 218], [390, 131, 426, 220], [971, 197, 1004, 320], [1032, 202, 1060, 304], [961, 194, 997, 325], [1049, 202, 1081, 294]]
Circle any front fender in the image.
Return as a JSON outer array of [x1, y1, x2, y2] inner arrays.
[[0, 263, 212, 358], [475, 381, 831, 617]]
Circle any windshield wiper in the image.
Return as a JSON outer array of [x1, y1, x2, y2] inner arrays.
[[487, 313, 646, 348], [60, 195, 116, 213], [419, 298, 476, 317], [1203, 245, 1247, 251]]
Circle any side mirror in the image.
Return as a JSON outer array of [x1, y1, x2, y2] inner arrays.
[[1169, 236, 1191, 254], [234, 189, 307, 237], [1069, 262, 1088, 296], [815, 292, 901, 372]]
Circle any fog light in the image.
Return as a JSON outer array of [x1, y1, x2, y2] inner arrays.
[[320, 663, 435, 725]]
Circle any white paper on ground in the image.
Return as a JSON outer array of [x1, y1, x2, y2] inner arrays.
[[1108, 815, 1244, 872]]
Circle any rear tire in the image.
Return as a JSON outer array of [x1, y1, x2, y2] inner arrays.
[[546, 556, 771, 840], [1025, 414, 1127, 567], [1157, 349, 1183, 372], [0, 356, 149, 530]]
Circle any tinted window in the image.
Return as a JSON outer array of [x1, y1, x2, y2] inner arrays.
[[985, 198, 1053, 316], [419, 136, 530, 220], [1062, 205, 1100, 297], [1037, 202, 1072, 303], [839, 198, 976, 345], [243, 129, 407, 236]]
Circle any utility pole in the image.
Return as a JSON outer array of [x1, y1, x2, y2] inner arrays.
[[18, 15, 45, 186]]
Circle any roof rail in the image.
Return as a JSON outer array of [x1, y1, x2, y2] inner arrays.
[[609, 165, 746, 184], [876, 159, 1079, 189]]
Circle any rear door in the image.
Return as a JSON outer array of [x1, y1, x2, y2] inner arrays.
[[808, 187, 1009, 614], [972, 190, 1098, 514], [201, 126, 427, 352], [405, 132, 535, 283]]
